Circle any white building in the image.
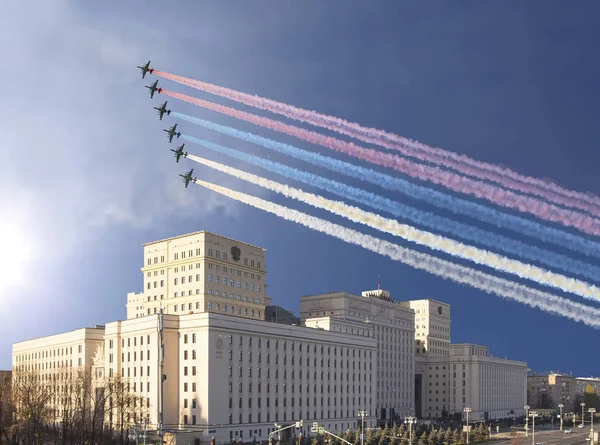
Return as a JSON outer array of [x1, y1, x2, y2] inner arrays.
[[11, 326, 106, 421], [299, 289, 416, 424], [127, 231, 269, 321], [448, 344, 527, 421], [104, 311, 377, 444], [11, 230, 529, 444]]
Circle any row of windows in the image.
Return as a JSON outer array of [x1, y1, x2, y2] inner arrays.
[[206, 276, 261, 292], [15, 345, 84, 362], [207, 291, 261, 304], [222, 408, 371, 426], [207, 303, 261, 318], [207, 263, 262, 280], [227, 337, 373, 357]]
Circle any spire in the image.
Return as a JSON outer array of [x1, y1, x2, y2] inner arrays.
[[378, 275, 381, 290]]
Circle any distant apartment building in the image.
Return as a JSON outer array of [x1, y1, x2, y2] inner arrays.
[[527, 372, 600, 411], [576, 377, 600, 398]]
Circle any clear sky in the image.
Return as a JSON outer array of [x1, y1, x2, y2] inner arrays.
[[1, 1, 599, 374]]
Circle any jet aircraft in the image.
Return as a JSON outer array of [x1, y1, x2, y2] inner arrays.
[[171, 144, 188, 163], [154, 101, 171, 120], [137, 60, 153, 78], [164, 124, 181, 143], [180, 168, 196, 188], [145, 80, 162, 99]]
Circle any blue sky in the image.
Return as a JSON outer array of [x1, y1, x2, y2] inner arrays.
[[1, 1, 598, 375]]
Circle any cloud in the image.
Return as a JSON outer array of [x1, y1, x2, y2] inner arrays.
[[0, 0, 244, 255]]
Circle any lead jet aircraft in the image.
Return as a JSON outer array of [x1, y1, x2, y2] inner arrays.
[[137, 60, 153, 79], [164, 124, 181, 143], [180, 168, 196, 188], [171, 144, 188, 163], [145, 80, 162, 99], [154, 101, 171, 120]]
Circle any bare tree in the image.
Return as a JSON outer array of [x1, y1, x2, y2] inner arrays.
[[105, 375, 148, 445], [0, 371, 14, 445], [10, 368, 55, 445]]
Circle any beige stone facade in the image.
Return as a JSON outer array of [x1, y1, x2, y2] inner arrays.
[[300, 289, 416, 423], [448, 344, 527, 421], [127, 231, 269, 322], [11, 230, 531, 444], [104, 311, 377, 444]]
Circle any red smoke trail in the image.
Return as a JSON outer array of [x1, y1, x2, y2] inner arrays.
[[161, 89, 600, 237], [154, 70, 600, 217]]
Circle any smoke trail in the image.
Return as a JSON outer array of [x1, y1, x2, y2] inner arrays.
[[188, 154, 600, 302], [180, 134, 600, 282], [162, 90, 600, 236], [155, 70, 600, 214], [190, 178, 600, 328], [172, 112, 600, 258]]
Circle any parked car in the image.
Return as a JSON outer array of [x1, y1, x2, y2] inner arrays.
[[564, 429, 572, 433]]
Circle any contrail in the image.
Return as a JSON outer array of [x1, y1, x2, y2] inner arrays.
[[180, 134, 600, 282], [187, 153, 600, 302], [172, 112, 600, 259], [154, 70, 600, 216], [190, 178, 600, 329], [162, 90, 600, 236]]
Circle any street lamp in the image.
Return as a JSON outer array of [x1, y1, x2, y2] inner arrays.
[[404, 417, 417, 445], [582, 403, 587, 427], [529, 411, 538, 445], [558, 404, 564, 431], [358, 410, 368, 445], [463, 408, 472, 445], [589, 408, 596, 443], [524, 405, 530, 437]]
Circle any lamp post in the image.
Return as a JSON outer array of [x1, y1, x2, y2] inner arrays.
[[358, 410, 368, 445], [158, 307, 165, 445], [529, 411, 538, 445], [463, 408, 472, 445], [524, 405, 530, 437], [589, 408, 596, 444], [404, 417, 417, 445], [582, 403, 587, 427], [558, 404, 564, 431]]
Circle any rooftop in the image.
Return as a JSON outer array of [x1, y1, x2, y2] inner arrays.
[[142, 230, 266, 251]]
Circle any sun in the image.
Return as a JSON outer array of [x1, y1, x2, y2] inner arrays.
[[0, 221, 34, 291]]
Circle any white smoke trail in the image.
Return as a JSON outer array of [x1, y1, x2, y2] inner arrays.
[[190, 177, 600, 328], [188, 154, 600, 303]]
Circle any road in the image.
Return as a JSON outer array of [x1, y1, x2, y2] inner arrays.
[[492, 427, 592, 445]]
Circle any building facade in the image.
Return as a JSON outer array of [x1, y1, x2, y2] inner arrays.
[[127, 232, 269, 321], [448, 345, 527, 421], [104, 312, 377, 444], [11, 327, 106, 422], [11, 230, 530, 444], [299, 289, 416, 424], [527, 372, 600, 411]]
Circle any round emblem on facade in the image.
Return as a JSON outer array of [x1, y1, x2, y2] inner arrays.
[[438, 306, 443, 315], [231, 246, 241, 262], [216, 338, 223, 349]]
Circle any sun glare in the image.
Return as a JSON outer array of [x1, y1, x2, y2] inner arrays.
[[0, 221, 33, 291]]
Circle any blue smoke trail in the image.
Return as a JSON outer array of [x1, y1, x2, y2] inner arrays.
[[173, 112, 600, 259], [180, 133, 600, 282]]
